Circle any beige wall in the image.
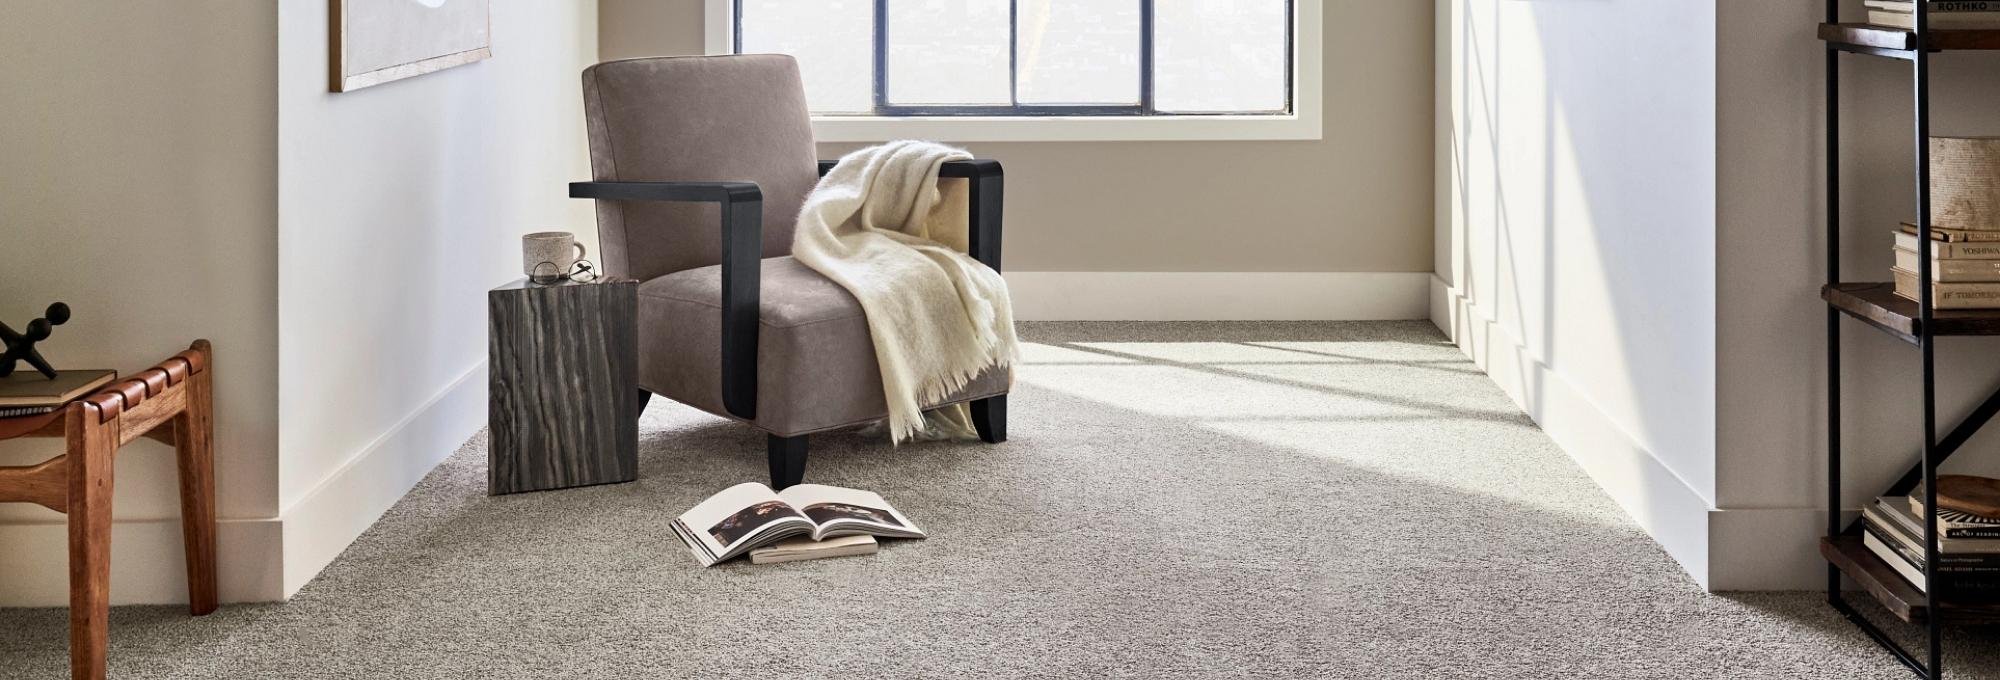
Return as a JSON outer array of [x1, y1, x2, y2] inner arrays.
[[599, 0, 1433, 273], [1, 0, 600, 606], [0, 2, 281, 605], [1712, 0, 2000, 588]]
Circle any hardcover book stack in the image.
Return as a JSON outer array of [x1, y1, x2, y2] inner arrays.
[[1861, 494, 2000, 597], [1867, 0, 2000, 30], [1892, 135, 2000, 307], [0, 370, 115, 418], [1892, 223, 2000, 309]]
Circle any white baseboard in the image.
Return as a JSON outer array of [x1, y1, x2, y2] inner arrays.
[[0, 363, 487, 607], [278, 362, 487, 597], [0, 517, 283, 607], [1431, 275, 1717, 588], [0, 362, 484, 604], [1005, 271, 1431, 321], [1429, 272, 1454, 331]]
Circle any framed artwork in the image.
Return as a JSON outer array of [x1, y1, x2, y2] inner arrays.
[[330, 0, 491, 92]]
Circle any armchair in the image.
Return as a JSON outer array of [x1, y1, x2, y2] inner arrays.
[[571, 55, 1010, 489]]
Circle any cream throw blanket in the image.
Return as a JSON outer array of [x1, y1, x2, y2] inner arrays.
[[792, 141, 1019, 443]]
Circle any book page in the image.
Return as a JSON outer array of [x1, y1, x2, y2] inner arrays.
[[776, 484, 926, 540], [673, 482, 814, 564]]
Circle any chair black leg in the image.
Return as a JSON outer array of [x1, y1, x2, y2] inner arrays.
[[971, 395, 1007, 444], [768, 434, 809, 489]]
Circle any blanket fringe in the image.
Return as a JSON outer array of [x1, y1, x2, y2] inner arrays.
[[892, 338, 1018, 444]]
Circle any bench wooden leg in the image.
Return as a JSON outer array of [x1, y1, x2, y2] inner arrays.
[[66, 404, 115, 680], [174, 356, 217, 616]]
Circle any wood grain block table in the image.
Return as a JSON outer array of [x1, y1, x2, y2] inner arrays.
[[488, 277, 638, 495]]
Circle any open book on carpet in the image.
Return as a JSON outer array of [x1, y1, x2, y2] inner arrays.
[[670, 483, 925, 566]]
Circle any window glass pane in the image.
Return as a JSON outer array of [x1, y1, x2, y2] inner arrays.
[[1016, 0, 1141, 105], [1154, 0, 1288, 113], [739, 0, 874, 113], [886, 0, 1012, 106]]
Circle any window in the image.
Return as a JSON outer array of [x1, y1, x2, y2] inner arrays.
[[711, 0, 1320, 142]]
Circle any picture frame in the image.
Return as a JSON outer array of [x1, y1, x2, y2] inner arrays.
[[329, 0, 492, 92]]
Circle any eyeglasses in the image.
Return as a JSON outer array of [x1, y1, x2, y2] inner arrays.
[[528, 259, 598, 285]]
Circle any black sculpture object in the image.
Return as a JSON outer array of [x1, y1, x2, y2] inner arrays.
[[0, 302, 70, 379]]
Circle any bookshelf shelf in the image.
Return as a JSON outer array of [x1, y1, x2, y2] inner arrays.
[[1824, 282, 2000, 343], [1821, 534, 2000, 625], [1819, 4, 2000, 678], [1820, 23, 2000, 58]]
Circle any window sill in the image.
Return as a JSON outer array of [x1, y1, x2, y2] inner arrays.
[[808, 114, 1323, 143]]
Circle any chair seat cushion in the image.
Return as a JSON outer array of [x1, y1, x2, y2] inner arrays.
[[637, 256, 1011, 436]]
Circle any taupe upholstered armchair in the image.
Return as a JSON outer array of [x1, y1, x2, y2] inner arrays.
[[570, 55, 1010, 489]]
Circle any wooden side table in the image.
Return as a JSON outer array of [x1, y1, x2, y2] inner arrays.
[[488, 277, 638, 495], [0, 340, 217, 680]]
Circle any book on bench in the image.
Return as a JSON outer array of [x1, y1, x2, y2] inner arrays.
[[670, 482, 924, 566], [0, 369, 116, 418]]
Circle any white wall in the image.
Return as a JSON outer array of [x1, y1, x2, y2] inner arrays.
[[274, 0, 598, 595], [1434, 0, 1719, 584], [0, 1, 283, 606], [1439, 0, 2000, 590], [1713, 1, 2000, 589]]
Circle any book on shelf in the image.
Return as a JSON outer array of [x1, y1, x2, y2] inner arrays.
[[749, 535, 878, 564], [1865, 531, 1935, 589], [670, 482, 925, 567], [1868, 497, 2000, 556], [1911, 492, 2000, 538], [1864, 502, 2000, 592], [1869, 9, 2000, 28], [1894, 231, 2000, 258], [1901, 222, 2000, 243], [1892, 267, 2000, 308], [1866, 520, 2000, 571], [0, 370, 115, 410], [1856, 531, 2000, 593], [1866, 0, 2000, 12], [1896, 248, 2000, 281]]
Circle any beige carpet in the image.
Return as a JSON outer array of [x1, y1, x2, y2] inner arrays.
[[1, 321, 1993, 679]]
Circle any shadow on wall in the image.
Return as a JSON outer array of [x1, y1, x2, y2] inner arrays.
[[1441, 0, 1718, 554]]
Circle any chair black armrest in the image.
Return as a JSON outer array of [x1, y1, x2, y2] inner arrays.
[[813, 159, 1004, 272], [570, 180, 760, 204], [569, 180, 761, 421], [937, 158, 1002, 179], [814, 158, 1002, 180]]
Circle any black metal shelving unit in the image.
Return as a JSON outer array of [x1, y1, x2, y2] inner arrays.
[[1821, 3, 2000, 677]]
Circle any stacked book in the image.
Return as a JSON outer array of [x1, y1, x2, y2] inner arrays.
[[1893, 224, 2000, 309], [1862, 494, 2000, 597], [1867, 1, 2000, 29], [0, 370, 115, 418]]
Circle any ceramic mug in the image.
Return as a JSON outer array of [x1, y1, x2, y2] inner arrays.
[[523, 231, 587, 279]]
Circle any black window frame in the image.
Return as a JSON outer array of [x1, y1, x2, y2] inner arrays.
[[732, 0, 1294, 117]]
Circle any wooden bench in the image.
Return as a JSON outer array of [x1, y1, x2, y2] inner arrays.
[[0, 340, 216, 680]]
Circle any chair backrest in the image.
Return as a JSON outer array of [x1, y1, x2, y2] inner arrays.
[[581, 54, 819, 281]]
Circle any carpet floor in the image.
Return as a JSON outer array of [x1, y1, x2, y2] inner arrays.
[[3, 321, 1996, 679]]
